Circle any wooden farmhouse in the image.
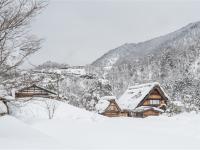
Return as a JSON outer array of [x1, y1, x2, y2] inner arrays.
[[118, 82, 169, 117], [95, 96, 129, 117], [15, 84, 57, 98]]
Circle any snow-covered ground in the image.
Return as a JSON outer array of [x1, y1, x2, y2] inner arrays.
[[1, 99, 200, 150], [0, 116, 63, 149], [31, 112, 200, 150]]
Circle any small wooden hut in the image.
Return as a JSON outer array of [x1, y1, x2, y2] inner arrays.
[[15, 84, 57, 98], [96, 96, 129, 117], [118, 82, 169, 117]]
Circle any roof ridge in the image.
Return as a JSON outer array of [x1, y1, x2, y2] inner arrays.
[[128, 82, 159, 89]]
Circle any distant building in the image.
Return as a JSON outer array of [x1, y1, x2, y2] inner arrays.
[[96, 96, 129, 117], [118, 82, 169, 117], [15, 84, 57, 98]]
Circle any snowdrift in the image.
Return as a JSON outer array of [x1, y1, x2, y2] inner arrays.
[[8, 97, 105, 122], [2, 97, 200, 149], [32, 113, 200, 149], [0, 115, 63, 149]]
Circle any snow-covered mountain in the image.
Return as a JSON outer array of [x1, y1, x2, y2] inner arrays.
[[92, 43, 136, 68], [91, 21, 200, 108], [3, 22, 200, 113], [92, 21, 200, 68]]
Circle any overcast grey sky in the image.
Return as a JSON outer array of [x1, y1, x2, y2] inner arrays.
[[25, 0, 200, 67]]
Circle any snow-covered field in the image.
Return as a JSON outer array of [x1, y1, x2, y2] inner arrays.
[[0, 116, 64, 149], [1, 99, 200, 150]]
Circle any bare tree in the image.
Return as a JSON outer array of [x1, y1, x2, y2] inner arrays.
[[45, 99, 59, 119], [0, 0, 47, 78]]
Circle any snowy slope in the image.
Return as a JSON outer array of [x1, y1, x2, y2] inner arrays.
[[31, 112, 200, 149], [92, 43, 136, 68], [90, 21, 200, 106], [0, 115, 63, 149], [9, 97, 105, 123], [92, 21, 200, 68], [2, 97, 200, 150]]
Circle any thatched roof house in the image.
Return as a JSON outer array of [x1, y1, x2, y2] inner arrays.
[[96, 96, 128, 117], [118, 82, 169, 117]]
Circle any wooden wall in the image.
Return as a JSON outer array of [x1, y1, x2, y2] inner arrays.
[[134, 110, 160, 118], [102, 112, 120, 117], [16, 93, 49, 98], [102, 101, 129, 117], [102, 111, 129, 117], [142, 89, 167, 108], [143, 110, 160, 117], [106, 102, 120, 111], [119, 112, 129, 117], [16, 86, 52, 98]]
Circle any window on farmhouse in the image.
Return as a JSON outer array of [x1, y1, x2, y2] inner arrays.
[[150, 100, 160, 105]]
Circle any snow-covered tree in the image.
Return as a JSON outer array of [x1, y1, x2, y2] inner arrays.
[[0, 0, 46, 79]]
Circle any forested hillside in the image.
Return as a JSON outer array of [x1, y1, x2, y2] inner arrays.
[[91, 21, 200, 111]]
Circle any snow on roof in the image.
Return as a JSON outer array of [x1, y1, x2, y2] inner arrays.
[[0, 101, 7, 114], [118, 82, 167, 110], [133, 106, 164, 113], [100, 96, 116, 101], [95, 96, 116, 113]]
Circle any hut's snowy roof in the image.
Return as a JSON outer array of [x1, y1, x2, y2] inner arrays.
[[0, 101, 7, 114], [118, 82, 168, 110], [133, 106, 164, 113], [95, 96, 116, 113]]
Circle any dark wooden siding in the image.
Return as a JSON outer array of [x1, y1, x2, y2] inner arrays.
[[101, 101, 129, 117], [16, 85, 56, 98]]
